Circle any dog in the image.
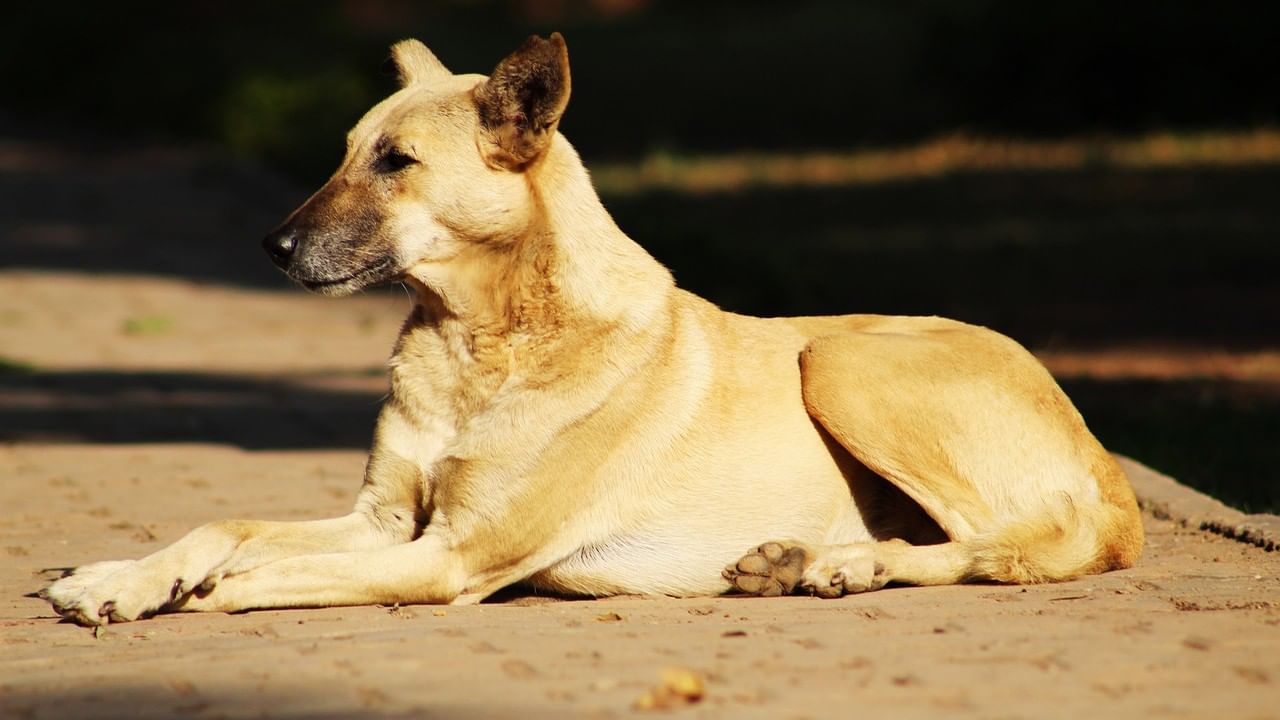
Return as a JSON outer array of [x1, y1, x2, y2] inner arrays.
[[43, 33, 1143, 626]]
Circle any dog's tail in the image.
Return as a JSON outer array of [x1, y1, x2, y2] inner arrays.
[[965, 494, 1144, 584]]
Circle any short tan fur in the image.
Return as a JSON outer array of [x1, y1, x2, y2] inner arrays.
[[44, 34, 1142, 625]]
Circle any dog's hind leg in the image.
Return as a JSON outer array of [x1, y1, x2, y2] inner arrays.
[[725, 538, 969, 597], [728, 320, 1143, 597], [725, 499, 1127, 597]]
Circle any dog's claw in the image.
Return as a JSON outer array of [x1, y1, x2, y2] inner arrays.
[[169, 578, 185, 604]]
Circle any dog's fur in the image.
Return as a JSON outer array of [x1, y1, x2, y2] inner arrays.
[[44, 34, 1143, 625]]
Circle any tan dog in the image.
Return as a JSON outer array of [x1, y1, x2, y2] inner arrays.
[[43, 34, 1142, 626]]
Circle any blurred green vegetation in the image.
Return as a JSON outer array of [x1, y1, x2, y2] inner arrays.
[[0, 357, 37, 375], [121, 315, 175, 336], [2, 1, 1277, 511], [4, 1, 1278, 182]]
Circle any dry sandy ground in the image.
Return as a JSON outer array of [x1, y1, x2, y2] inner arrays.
[[1, 136, 1278, 719], [1, 444, 1278, 720]]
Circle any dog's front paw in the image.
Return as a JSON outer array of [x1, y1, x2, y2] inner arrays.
[[41, 559, 195, 626]]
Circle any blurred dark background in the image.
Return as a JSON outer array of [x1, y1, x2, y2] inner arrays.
[[7, 1, 1280, 177], [6, 1, 1280, 177], [2, 0, 1278, 510]]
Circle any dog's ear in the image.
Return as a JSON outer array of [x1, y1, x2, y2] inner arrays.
[[385, 39, 451, 87], [474, 33, 571, 170]]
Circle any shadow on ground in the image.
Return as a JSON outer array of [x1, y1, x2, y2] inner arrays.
[[5, 133, 1279, 350], [1063, 378, 1280, 512], [0, 370, 382, 450], [607, 165, 1280, 350], [0, 136, 302, 289], [0, 683, 558, 720]]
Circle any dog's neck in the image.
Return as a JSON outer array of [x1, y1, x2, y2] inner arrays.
[[404, 136, 673, 344]]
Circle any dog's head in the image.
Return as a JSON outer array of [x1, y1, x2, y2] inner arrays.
[[262, 34, 571, 296]]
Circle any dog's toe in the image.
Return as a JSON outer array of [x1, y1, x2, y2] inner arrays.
[[734, 553, 773, 575], [796, 547, 887, 597]]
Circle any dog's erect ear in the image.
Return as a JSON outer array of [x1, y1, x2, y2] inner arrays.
[[474, 33, 571, 170], [385, 39, 451, 87]]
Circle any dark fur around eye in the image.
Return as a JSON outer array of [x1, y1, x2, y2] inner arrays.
[[379, 149, 419, 172]]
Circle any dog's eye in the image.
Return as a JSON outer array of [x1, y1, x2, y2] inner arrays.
[[380, 149, 418, 172]]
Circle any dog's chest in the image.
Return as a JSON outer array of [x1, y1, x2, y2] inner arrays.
[[389, 320, 517, 425]]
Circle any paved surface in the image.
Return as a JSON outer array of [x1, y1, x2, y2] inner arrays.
[[1, 445, 1277, 719]]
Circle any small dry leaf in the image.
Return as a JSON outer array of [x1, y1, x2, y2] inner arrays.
[[596, 612, 624, 623], [633, 667, 705, 711]]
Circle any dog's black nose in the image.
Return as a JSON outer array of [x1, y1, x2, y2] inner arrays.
[[262, 228, 297, 268]]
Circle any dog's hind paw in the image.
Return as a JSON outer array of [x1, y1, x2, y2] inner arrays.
[[722, 541, 812, 597], [799, 546, 887, 597]]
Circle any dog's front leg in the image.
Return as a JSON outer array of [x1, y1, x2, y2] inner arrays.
[[177, 533, 467, 613], [42, 448, 427, 626], [41, 511, 406, 626]]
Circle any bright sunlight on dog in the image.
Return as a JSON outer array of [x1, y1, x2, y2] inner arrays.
[[43, 33, 1143, 626]]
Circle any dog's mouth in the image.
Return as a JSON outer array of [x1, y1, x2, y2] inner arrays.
[[294, 257, 401, 295]]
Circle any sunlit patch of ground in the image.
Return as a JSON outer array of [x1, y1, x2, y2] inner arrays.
[[592, 129, 1280, 195], [1039, 348, 1280, 384]]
